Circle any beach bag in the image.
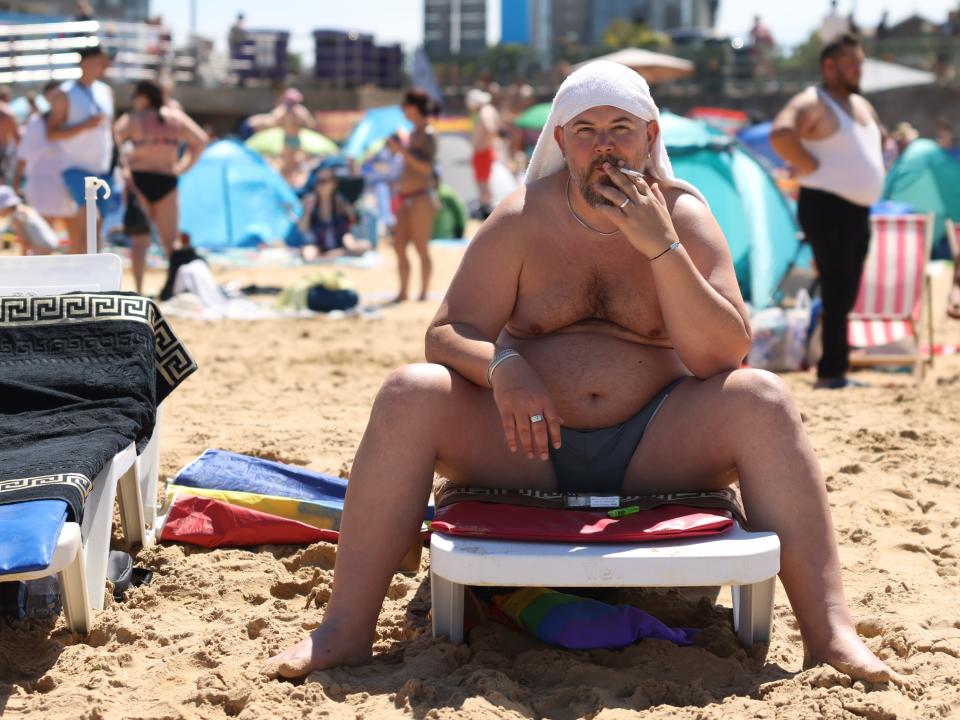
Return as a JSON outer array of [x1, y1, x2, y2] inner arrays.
[[306, 285, 359, 312], [747, 290, 812, 372]]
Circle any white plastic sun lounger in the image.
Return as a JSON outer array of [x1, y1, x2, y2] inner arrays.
[[430, 520, 781, 647]]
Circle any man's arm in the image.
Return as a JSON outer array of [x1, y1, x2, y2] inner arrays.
[[45, 89, 100, 141], [295, 104, 316, 129], [770, 93, 820, 175], [650, 193, 752, 377], [425, 191, 525, 384]]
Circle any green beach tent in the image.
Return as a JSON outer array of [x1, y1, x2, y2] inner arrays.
[[659, 112, 807, 308], [882, 138, 960, 255]]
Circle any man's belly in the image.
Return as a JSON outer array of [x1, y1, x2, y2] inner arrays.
[[499, 329, 688, 429]]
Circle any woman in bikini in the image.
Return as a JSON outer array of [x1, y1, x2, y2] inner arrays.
[[114, 80, 208, 293], [388, 88, 440, 302]]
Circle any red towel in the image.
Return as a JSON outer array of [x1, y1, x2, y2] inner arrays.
[[160, 495, 339, 548], [430, 502, 733, 543]]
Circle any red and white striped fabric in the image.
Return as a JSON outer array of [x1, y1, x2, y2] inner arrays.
[[848, 215, 928, 349]]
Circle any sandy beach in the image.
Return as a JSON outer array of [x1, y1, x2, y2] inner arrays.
[[2, 242, 960, 719]]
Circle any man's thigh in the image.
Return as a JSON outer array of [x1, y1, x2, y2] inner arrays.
[[428, 365, 557, 491], [621, 374, 741, 494]]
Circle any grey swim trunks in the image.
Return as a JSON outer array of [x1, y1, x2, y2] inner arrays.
[[548, 378, 684, 493]]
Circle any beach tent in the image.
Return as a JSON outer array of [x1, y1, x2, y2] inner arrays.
[[882, 138, 960, 256], [736, 122, 785, 171], [341, 106, 413, 159], [179, 140, 301, 250], [660, 112, 806, 308]]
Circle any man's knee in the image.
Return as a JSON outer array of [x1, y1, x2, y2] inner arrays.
[[723, 368, 799, 425], [376, 363, 451, 414]]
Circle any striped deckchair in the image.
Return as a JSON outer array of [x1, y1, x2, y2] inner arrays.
[[848, 213, 934, 381]]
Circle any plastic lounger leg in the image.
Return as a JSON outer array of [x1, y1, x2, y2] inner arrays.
[[430, 572, 464, 643], [117, 462, 146, 548], [732, 577, 776, 646], [59, 543, 92, 634]]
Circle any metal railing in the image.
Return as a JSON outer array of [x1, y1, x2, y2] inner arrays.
[[0, 18, 195, 86]]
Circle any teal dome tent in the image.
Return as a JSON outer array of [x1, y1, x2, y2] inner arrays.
[[659, 112, 807, 309], [882, 138, 960, 256]]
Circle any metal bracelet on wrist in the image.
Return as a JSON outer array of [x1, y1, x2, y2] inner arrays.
[[487, 348, 521, 387]]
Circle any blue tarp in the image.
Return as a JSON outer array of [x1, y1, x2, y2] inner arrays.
[[179, 140, 301, 250], [341, 106, 412, 159], [0, 500, 67, 574], [661, 112, 808, 309], [736, 121, 785, 171]]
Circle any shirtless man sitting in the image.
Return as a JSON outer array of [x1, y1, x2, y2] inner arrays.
[[264, 61, 901, 685]]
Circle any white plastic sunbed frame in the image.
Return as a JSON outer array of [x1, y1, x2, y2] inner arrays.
[[0, 251, 160, 634], [430, 519, 781, 648]]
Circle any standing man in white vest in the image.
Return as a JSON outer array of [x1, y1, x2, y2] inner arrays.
[[771, 34, 885, 389], [46, 43, 115, 254]]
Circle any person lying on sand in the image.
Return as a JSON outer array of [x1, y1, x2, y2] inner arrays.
[[263, 61, 903, 686]]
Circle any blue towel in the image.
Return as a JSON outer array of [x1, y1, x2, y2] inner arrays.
[[0, 500, 68, 575], [174, 449, 349, 503]]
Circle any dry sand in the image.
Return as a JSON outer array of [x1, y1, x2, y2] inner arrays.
[[2, 243, 960, 719]]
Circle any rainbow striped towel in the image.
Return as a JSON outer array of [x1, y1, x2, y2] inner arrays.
[[495, 587, 700, 649]]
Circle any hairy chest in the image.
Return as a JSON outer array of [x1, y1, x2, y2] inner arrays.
[[511, 238, 666, 339]]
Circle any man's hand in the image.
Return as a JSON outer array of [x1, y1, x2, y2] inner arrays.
[[490, 356, 563, 460], [592, 163, 679, 260], [83, 113, 105, 130]]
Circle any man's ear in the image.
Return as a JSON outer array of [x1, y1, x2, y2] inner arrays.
[[553, 125, 565, 157], [646, 120, 660, 150]]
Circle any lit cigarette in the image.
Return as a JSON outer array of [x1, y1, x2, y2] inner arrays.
[[618, 167, 645, 178]]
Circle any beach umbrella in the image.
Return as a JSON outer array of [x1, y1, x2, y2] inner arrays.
[[573, 48, 694, 83], [179, 140, 301, 249], [514, 102, 552, 130], [341, 105, 413, 159], [861, 58, 935, 93], [244, 127, 338, 156]]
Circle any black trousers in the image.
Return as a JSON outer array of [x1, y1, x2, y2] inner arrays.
[[797, 187, 871, 380]]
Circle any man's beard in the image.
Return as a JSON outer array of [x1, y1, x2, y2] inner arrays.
[[843, 79, 861, 94], [572, 155, 624, 207]]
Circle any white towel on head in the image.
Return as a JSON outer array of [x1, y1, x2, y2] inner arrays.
[[525, 60, 706, 205]]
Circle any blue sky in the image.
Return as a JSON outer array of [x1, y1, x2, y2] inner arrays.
[[160, 1, 957, 60]]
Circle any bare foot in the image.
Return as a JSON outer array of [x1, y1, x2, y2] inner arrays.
[[417, 292, 429, 302], [261, 622, 372, 680], [947, 279, 960, 319], [805, 627, 906, 686], [384, 294, 407, 306]]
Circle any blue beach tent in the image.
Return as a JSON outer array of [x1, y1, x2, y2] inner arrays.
[[341, 106, 413, 159], [179, 140, 301, 250], [660, 112, 807, 309]]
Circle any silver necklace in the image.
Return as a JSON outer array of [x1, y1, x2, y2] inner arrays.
[[565, 175, 620, 236]]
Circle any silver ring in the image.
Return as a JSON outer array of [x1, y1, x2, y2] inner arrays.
[[529, 414, 544, 423], [618, 197, 630, 209]]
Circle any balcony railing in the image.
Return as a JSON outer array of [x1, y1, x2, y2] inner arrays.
[[0, 18, 195, 86]]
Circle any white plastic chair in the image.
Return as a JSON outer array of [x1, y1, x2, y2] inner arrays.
[[0, 252, 159, 633], [430, 520, 781, 648]]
